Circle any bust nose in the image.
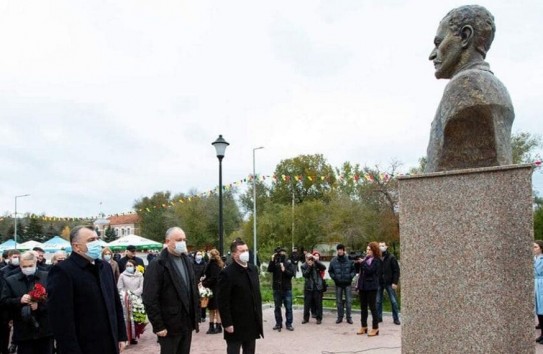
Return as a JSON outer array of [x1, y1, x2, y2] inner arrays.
[[429, 48, 437, 61]]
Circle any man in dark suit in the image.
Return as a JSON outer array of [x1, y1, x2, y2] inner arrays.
[[46, 225, 127, 354], [142, 227, 199, 354], [218, 239, 263, 354]]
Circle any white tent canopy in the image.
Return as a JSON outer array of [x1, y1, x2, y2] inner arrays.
[[107, 234, 162, 251], [17, 240, 46, 250], [42, 236, 71, 253]]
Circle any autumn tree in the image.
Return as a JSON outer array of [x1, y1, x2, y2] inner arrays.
[[134, 191, 173, 243], [270, 154, 336, 205], [511, 132, 542, 164], [61, 226, 71, 240]]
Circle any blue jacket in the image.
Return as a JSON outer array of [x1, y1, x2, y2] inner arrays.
[[535, 255, 543, 315], [328, 255, 355, 287]]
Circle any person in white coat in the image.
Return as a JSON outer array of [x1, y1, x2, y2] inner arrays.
[[534, 240, 543, 344], [117, 259, 144, 344]]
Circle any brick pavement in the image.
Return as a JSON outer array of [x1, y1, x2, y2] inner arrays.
[[124, 306, 543, 354]]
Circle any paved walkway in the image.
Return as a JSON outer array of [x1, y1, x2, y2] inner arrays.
[[126, 306, 401, 354], [125, 306, 543, 354]]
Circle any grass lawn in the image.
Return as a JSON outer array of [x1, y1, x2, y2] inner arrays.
[[259, 276, 401, 313]]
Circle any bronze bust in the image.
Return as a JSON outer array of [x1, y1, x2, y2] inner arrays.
[[425, 5, 514, 173]]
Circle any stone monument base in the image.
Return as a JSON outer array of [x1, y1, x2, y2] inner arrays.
[[399, 164, 534, 354]]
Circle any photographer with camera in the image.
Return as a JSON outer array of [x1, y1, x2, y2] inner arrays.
[[301, 252, 326, 325], [267, 247, 296, 332]]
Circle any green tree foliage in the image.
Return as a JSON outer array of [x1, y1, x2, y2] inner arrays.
[[238, 179, 271, 216], [134, 189, 242, 251], [334, 162, 364, 198], [134, 191, 172, 243], [270, 154, 336, 205], [333, 162, 400, 251], [44, 223, 59, 240], [25, 218, 44, 242], [0, 214, 14, 241], [104, 225, 117, 243], [172, 193, 210, 248], [252, 203, 292, 254], [535, 197, 543, 240], [511, 132, 542, 164]]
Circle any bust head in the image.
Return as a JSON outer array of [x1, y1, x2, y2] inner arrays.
[[429, 5, 495, 79]]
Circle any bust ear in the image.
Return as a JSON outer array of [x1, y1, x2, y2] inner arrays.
[[460, 25, 474, 48]]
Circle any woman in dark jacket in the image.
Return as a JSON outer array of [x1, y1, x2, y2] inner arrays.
[[356, 242, 382, 337], [202, 249, 224, 334]]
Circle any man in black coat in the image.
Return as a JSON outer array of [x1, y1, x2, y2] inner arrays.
[[328, 244, 356, 324], [142, 227, 200, 354], [1, 249, 22, 354], [267, 247, 296, 331], [117, 245, 145, 273], [47, 225, 127, 354], [0, 251, 53, 353], [377, 242, 401, 325], [218, 239, 263, 354]]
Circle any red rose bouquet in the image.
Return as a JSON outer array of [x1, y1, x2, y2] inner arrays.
[[22, 283, 47, 329], [28, 283, 47, 303]]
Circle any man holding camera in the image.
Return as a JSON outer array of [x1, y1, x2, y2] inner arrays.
[[267, 247, 296, 332]]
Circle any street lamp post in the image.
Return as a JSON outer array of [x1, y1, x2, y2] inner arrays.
[[14, 194, 30, 248], [212, 135, 229, 256], [252, 146, 264, 265]]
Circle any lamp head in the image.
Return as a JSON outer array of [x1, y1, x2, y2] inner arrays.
[[212, 135, 229, 158]]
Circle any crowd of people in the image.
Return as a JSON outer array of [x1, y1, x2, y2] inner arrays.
[[0, 225, 404, 354]]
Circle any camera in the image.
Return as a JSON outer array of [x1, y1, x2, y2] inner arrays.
[[348, 251, 364, 261], [274, 253, 286, 263]]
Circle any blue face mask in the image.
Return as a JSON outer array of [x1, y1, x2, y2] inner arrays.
[[85, 240, 103, 260]]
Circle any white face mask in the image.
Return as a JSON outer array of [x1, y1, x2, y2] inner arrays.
[[103, 255, 112, 262], [239, 251, 250, 264], [379, 246, 387, 252], [11, 258, 20, 266], [195, 255, 203, 262], [175, 241, 187, 254], [125, 266, 135, 274], [21, 266, 36, 276]]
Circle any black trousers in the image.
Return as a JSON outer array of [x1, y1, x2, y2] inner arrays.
[[303, 290, 322, 321], [359, 289, 378, 329], [226, 339, 256, 354], [16, 337, 54, 354], [157, 331, 192, 354], [0, 320, 8, 354]]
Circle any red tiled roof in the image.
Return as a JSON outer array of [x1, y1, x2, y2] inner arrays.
[[107, 214, 140, 226]]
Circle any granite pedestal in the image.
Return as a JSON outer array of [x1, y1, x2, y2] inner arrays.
[[399, 164, 534, 353]]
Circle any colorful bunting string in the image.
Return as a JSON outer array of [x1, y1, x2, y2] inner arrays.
[[8, 159, 541, 221]]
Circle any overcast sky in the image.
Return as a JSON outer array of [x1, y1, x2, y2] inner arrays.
[[1, 0, 541, 218]]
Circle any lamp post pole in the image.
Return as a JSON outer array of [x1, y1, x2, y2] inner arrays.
[[212, 135, 229, 256], [252, 146, 264, 265], [14, 194, 30, 249]]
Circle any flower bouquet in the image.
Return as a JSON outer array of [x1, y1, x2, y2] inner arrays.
[[22, 283, 47, 328], [198, 283, 213, 308], [128, 291, 147, 338]]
